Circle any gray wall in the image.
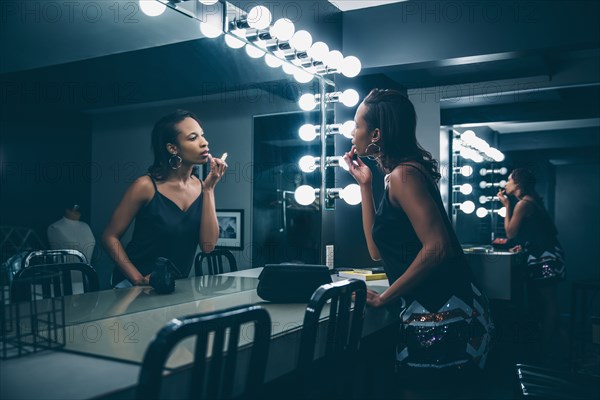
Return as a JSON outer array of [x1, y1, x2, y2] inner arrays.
[[554, 162, 600, 313], [90, 89, 298, 285]]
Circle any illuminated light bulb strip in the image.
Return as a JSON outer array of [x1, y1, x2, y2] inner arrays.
[[298, 122, 354, 141], [479, 195, 500, 204], [452, 184, 473, 195], [476, 207, 507, 218], [453, 130, 505, 163], [293, 185, 361, 206], [298, 155, 350, 172], [480, 167, 508, 176], [298, 89, 359, 111], [479, 180, 506, 189]]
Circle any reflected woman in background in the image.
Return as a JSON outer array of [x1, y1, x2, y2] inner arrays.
[[498, 168, 566, 366], [103, 110, 227, 288], [343, 89, 494, 397]]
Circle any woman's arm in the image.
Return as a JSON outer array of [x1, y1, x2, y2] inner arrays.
[[498, 191, 529, 239], [198, 155, 227, 253], [343, 146, 381, 261], [368, 165, 454, 307], [102, 176, 153, 285]]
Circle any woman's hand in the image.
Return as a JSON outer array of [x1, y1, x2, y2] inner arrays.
[[133, 274, 151, 286], [497, 189, 510, 208], [343, 145, 372, 186], [366, 289, 384, 308], [509, 244, 522, 253], [204, 154, 228, 190]]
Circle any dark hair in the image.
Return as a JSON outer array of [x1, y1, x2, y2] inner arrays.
[[510, 168, 539, 198], [362, 88, 441, 182], [148, 110, 201, 180]]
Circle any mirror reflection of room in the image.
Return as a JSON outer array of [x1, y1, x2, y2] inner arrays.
[[1, 1, 599, 400]]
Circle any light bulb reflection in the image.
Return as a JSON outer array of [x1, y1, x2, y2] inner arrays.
[[340, 89, 359, 107], [299, 94, 317, 111], [459, 201, 475, 214], [199, 22, 223, 38], [341, 56, 362, 78], [294, 185, 316, 206], [340, 184, 361, 205], [139, 0, 166, 16], [270, 18, 295, 41], [289, 30, 313, 51], [247, 6, 272, 30], [299, 155, 318, 173], [299, 124, 318, 141], [476, 207, 489, 218], [340, 121, 355, 138]]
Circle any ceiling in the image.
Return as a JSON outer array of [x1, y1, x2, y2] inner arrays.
[[1, 0, 599, 160], [327, 0, 409, 12]]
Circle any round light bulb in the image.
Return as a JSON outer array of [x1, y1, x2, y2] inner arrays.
[[459, 165, 473, 177], [270, 18, 295, 41], [461, 130, 476, 142], [460, 201, 475, 214], [479, 195, 488, 204], [340, 89, 359, 107], [139, 0, 166, 16], [298, 94, 317, 111], [293, 68, 313, 83], [340, 121, 355, 138], [307, 42, 329, 62], [341, 55, 362, 78], [499, 180, 507, 188], [289, 30, 313, 52], [497, 207, 507, 218], [299, 124, 317, 141], [340, 184, 361, 205], [338, 157, 350, 172], [479, 181, 489, 189], [245, 44, 265, 58], [199, 22, 223, 38], [476, 207, 489, 218], [294, 185, 316, 206], [324, 50, 343, 70], [282, 62, 296, 75], [459, 184, 473, 195], [199, 0, 219, 5], [224, 34, 245, 49], [265, 53, 283, 68], [498, 167, 508, 175], [479, 168, 488, 176], [299, 155, 318, 173], [247, 6, 272, 30]]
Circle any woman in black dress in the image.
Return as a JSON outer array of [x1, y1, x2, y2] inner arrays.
[[343, 89, 493, 395], [498, 168, 566, 365], [103, 110, 227, 287]]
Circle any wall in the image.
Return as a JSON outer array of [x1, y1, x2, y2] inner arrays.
[[554, 162, 600, 313], [90, 89, 299, 287]]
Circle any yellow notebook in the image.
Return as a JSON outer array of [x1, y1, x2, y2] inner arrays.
[[337, 271, 387, 281]]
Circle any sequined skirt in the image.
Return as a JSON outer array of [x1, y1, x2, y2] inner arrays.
[[526, 245, 565, 282], [396, 283, 494, 370]]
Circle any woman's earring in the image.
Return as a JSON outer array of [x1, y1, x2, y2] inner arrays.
[[168, 154, 182, 170], [365, 142, 382, 160]]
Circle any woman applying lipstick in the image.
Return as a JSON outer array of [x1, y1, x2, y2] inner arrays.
[[343, 89, 493, 396], [103, 110, 227, 288]]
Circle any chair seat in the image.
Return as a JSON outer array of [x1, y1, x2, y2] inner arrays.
[[516, 364, 599, 399]]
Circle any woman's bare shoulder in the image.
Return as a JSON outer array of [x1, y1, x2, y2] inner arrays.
[[126, 175, 155, 201]]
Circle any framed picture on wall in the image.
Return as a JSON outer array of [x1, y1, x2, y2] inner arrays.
[[216, 209, 244, 249]]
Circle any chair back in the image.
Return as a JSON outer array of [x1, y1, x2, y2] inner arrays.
[[24, 249, 88, 267], [137, 304, 271, 400], [11, 262, 99, 302], [194, 249, 237, 276], [297, 279, 367, 399]]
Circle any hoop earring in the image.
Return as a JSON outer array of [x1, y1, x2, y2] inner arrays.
[[365, 142, 382, 160], [168, 154, 182, 170]]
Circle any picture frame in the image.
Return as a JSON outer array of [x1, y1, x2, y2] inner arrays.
[[215, 209, 244, 249]]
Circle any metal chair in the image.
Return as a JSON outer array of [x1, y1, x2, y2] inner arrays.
[[297, 279, 367, 399], [136, 304, 271, 400], [10, 262, 99, 302], [194, 249, 237, 276], [515, 363, 599, 399], [24, 249, 88, 267]]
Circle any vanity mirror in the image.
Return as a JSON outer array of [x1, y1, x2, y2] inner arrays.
[[0, 0, 353, 286]]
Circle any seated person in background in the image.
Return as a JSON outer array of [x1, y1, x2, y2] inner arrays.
[[102, 110, 227, 288], [47, 203, 95, 263]]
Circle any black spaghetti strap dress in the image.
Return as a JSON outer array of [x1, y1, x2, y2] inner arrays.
[[372, 163, 494, 376], [112, 175, 203, 285]]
